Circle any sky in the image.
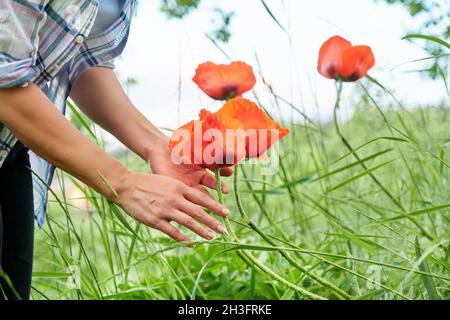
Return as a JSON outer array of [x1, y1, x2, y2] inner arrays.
[[111, 0, 448, 142]]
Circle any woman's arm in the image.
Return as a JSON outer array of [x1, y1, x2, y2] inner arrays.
[[70, 67, 233, 193], [70, 67, 166, 161], [0, 84, 228, 242]]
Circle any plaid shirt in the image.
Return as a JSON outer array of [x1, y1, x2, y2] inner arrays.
[[0, 0, 135, 226]]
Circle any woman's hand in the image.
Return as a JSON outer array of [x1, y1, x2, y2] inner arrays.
[[115, 172, 229, 242]]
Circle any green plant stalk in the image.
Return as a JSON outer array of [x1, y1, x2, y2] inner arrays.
[[279, 156, 297, 207], [215, 171, 266, 268], [0, 267, 22, 300], [239, 168, 288, 241], [35, 171, 103, 298], [360, 79, 450, 247], [332, 81, 434, 241], [214, 169, 326, 300], [261, 233, 411, 300], [360, 81, 441, 235], [234, 166, 351, 300]]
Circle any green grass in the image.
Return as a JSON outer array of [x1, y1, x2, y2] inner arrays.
[[31, 96, 450, 300]]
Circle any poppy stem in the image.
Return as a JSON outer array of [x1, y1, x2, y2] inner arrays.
[[333, 81, 435, 241], [233, 165, 351, 300], [214, 169, 237, 240], [214, 168, 253, 267], [213, 168, 327, 300]]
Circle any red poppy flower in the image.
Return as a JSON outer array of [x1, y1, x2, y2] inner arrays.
[[168, 98, 289, 171], [193, 61, 257, 100], [318, 36, 375, 82], [168, 109, 246, 171]]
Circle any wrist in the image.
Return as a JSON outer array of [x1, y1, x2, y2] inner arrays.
[[142, 134, 169, 161], [101, 162, 132, 204]]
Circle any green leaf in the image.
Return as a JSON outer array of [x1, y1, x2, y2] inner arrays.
[[378, 204, 450, 223], [160, 0, 200, 19], [32, 272, 71, 278], [403, 34, 450, 50], [325, 160, 395, 194], [260, 0, 287, 33], [283, 148, 393, 188], [415, 237, 441, 300], [67, 100, 97, 140], [109, 203, 142, 241], [239, 189, 285, 195], [331, 137, 408, 165]]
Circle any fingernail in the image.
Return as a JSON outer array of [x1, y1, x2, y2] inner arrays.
[[207, 231, 215, 240], [222, 208, 230, 216], [217, 225, 225, 233]]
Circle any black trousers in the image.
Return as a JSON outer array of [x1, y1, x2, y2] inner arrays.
[[0, 142, 34, 300]]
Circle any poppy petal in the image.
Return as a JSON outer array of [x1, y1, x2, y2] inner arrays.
[[193, 61, 256, 100], [217, 98, 289, 158], [201, 110, 246, 169], [318, 36, 352, 79], [193, 62, 226, 100], [169, 120, 198, 165], [338, 45, 375, 81], [227, 62, 257, 97]]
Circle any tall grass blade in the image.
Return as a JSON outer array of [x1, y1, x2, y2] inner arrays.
[[415, 237, 441, 300]]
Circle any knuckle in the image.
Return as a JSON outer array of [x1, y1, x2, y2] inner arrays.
[[191, 208, 204, 219], [168, 233, 180, 242], [152, 220, 164, 229], [167, 198, 178, 207], [176, 182, 187, 192], [198, 211, 212, 222], [183, 217, 196, 228], [172, 231, 185, 242], [209, 201, 221, 212], [169, 210, 183, 220], [206, 217, 218, 227], [200, 230, 210, 238], [142, 214, 156, 226], [163, 195, 178, 205], [183, 187, 196, 198], [177, 198, 188, 208], [155, 208, 168, 219]]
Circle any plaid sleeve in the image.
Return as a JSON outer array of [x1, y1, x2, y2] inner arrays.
[[69, 0, 134, 84], [95, 59, 116, 69], [0, 1, 45, 88]]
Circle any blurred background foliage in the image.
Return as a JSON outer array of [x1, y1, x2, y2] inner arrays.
[[160, 0, 200, 18], [156, 0, 449, 79], [376, 0, 449, 81], [159, 0, 234, 44]]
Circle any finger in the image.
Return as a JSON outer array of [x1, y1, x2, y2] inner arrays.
[[156, 221, 192, 243], [180, 200, 225, 234], [195, 186, 215, 201], [201, 173, 230, 194], [220, 167, 234, 177], [169, 211, 215, 240], [183, 188, 230, 217]]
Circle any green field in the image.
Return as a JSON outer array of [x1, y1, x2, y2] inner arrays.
[[32, 97, 450, 300]]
